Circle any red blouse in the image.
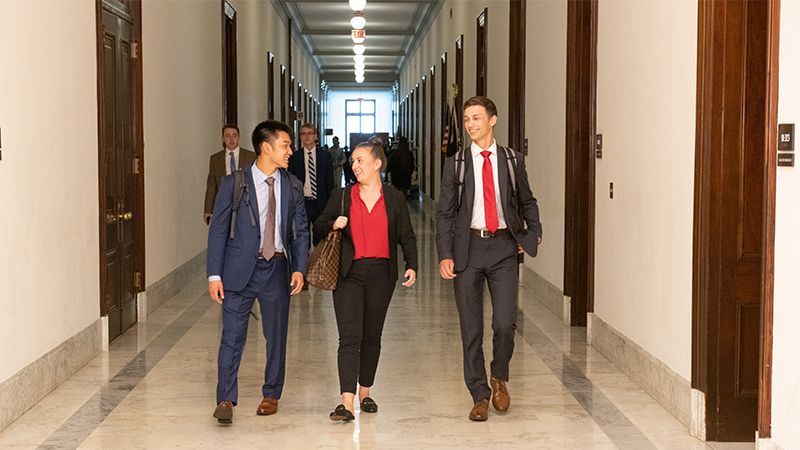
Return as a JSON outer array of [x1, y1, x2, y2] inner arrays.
[[350, 184, 390, 259]]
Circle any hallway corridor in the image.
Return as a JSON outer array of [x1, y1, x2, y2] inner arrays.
[[0, 205, 752, 450]]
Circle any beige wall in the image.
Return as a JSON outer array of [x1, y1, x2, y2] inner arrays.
[[401, 1, 509, 203], [771, 0, 800, 447], [524, 0, 567, 288], [593, 0, 697, 380], [142, 0, 222, 284], [0, 0, 100, 382], [143, 0, 322, 285], [230, 0, 320, 139]]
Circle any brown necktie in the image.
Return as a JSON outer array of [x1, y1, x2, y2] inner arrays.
[[262, 177, 276, 259]]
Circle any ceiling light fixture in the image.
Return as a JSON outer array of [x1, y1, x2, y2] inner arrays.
[[354, 62, 366, 70], [354, 54, 365, 64], [349, 0, 366, 12], [356, 75, 365, 83], [350, 12, 366, 30], [353, 43, 366, 55]]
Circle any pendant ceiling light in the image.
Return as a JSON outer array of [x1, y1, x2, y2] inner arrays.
[[354, 54, 365, 64], [349, 0, 366, 11], [350, 11, 366, 30], [353, 43, 366, 55], [355, 74, 365, 83]]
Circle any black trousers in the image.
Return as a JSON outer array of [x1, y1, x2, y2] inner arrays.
[[332, 258, 396, 394], [453, 234, 519, 402]]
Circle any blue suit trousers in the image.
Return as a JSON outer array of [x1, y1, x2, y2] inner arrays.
[[216, 257, 290, 404]]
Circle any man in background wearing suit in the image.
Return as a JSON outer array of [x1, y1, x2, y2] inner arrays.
[[436, 96, 542, 422], [207, 120, 309, 424], [204, 124, 257, 224], [288, 123, 334, 227]]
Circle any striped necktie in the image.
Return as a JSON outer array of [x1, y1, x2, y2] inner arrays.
[[308, 150, 317, 199]]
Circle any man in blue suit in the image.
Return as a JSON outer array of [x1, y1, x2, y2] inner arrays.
[[207, 120, 310, 424]]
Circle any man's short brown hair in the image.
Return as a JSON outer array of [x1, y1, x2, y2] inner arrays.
[[222, 124, 240, 135], [463, 96, 498, 118], [299, 123, 317, 135]]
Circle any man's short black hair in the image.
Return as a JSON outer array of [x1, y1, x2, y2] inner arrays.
[[222, 124, 239, 135], [251, 120, 293, 155]]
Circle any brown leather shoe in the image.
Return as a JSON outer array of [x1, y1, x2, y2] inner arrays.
[[490, 376, 510, 413], [213, 400, 234, 424], [257, 397, 279, 415], [468, 399, 489, 421]]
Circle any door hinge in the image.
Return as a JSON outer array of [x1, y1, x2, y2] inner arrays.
[[131, 42, 139, 60], [134, 271, 142, 290], [133, 157, 140, 174]]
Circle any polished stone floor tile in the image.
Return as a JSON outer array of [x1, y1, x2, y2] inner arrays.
[[0, 205, 754, 449]]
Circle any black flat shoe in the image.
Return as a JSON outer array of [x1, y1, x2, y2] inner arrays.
[[329, 404, 355, 422], [360, 397, 378, 413]]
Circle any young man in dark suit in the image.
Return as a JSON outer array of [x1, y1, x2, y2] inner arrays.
[[204, 124, 257, 224], [207, 120, 309, 424], [436, 96, 542, 422], [287, 123, 335, 226]]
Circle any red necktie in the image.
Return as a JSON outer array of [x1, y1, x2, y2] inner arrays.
[[480, 150, 499, 233]]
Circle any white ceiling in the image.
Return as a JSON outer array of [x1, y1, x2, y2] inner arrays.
[[272, 0, 442, 87]]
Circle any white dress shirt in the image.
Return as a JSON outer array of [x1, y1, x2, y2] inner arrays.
[[302, 146, 317, 198], [470, 140, 508, 230], [225, 147, 241, 176], [208, 164, 283, 282]]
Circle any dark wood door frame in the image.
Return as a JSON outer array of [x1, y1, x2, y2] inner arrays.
[[508, 0, 526, 157], [692, 0, 779, 441], [95, 0, 145, 333], [563, 0, 597, 327]]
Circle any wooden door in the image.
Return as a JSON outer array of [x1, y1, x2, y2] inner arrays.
[[280, 66, 287, 122], [440, 53, 448, 175], [222, 1, 237, 125], [508, 0, 526, 156], [429, 67, 436, 199], [421, 78, 427, 194], [99, 0, 140, 342], [476, 9, 488, 97], [693, 0, 779, 441], [455, 35, 464, 127], [268, 52, 275, 119]]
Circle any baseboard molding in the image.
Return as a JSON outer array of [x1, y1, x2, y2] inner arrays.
[[519, 264, 568, 324], [587, 313, 692, 429], [0, 319, 102, 432], [143, 250, 206, 317], [757, 437, 785, 450]]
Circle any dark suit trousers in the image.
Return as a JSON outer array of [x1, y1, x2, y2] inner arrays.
[[332, 259, 395, 394], [453, 234, 519, 402], [305, 197, 324, 246], [216, 257, 290, 404]]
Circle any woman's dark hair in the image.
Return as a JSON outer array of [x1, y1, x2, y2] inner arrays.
[[353, 142, 387, 172], [251, 120, 293, 155]]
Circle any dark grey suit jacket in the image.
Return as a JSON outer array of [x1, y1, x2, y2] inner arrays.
[[204, 148, 257, 214], [436, 146, 542, 272]]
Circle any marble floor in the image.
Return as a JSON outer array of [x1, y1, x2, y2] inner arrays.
[[0, 204, 755, 449]]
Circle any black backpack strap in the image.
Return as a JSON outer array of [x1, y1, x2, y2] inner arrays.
[[454, 148, 466, 211], [229, 169, 254, 240], [500, 146, 518, 196]]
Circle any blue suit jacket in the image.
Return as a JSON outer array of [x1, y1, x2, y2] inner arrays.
[[207, 166, 310, 292]]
